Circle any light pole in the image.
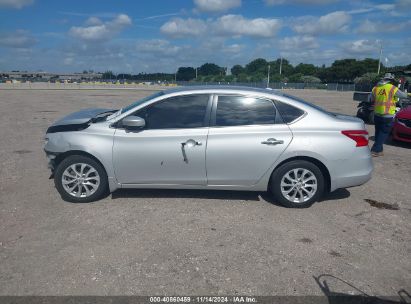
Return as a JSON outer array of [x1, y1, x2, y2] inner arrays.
[[279, 57, 283, 75], [377, 41, 383, 75], [267, 64, 271, 88]]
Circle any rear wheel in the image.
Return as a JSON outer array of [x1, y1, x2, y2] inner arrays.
[[54, 155, 108, 203], [270, 160, 324, 208]]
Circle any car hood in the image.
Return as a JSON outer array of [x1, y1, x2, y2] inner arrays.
[[396, 106, 411, 119], [51, 108, 114, 126]]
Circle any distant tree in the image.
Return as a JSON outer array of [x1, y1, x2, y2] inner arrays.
[[198, 63, 224, 76], [231, 64, 245, 76], [249, 72, 266, 82], [325, 59, 380, 83], [102, 70, 115, 79], [301, 75, 321, 83], [96, 57, 411, 85], [224, 75, 235, 82], [202, 75, 215, 82], [131, 72, 174, 81], [117, 73, 131, 80], [246, 58, 268, 74], [360, 58, 380, 74], [269, 73, 283, 82], [267, 58, 294, 77], [236, 73, 249, 82], [176, 67, 196, 81], [213, 74, 226, 82], [354, 72, 380, 84], [288, 73, 303, 82], [294, 63, 317, 76]]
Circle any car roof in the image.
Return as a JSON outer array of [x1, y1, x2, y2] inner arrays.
[[162, 85, 284, 97]]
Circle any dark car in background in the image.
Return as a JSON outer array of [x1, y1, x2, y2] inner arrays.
[[392, 106, 411, 143]]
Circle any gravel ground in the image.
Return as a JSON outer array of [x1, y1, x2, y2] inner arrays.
[[0, 87, 410, 297]]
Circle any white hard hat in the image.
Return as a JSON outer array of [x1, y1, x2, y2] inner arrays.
[[383, 73, 395, 80]]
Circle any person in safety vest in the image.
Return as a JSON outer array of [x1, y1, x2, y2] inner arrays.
[[370, 73, 408, 157]]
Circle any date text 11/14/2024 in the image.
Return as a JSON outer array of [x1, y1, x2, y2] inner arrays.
[[149, 296, 257, 303]]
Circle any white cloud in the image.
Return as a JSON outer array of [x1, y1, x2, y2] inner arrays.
[[136, 39, 182, 56], [341, 39, 380, 55], [194, 0, 241, 12], [63, 57, 74, 65], [265, 0, 337, 5], [160, 18, 207, 37], [356, 19, 411, 33], [375, 4, 395, 10], [292, 11, 351, 35], [213, 15, 282, 38], [396, 0, 411, 8], [161, 15, 281, 38], [347, 1, 410, 16], [85, 17, 103, 26], [0, 30, 37, 48], [69, 14, 132, 42], [0, 0, 33, 9], [279, 35, 319, 50], [222, 43, 245, 53]]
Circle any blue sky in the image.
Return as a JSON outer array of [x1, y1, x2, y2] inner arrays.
[[0, 0, 410, 73]]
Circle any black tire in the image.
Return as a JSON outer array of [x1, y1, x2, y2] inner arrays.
[[368, 112, 375, 125], [356, 109, 365, 121], [270, 160, 325, 208], [54, 155, 109, 203]]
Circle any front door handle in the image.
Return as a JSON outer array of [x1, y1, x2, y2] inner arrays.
[[181, 139, 202, 147], [181, 139, 202, 163], [261, 138, 284, 145]]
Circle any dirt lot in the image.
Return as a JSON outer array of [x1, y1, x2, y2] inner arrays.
[[0, 87, 410, 297]]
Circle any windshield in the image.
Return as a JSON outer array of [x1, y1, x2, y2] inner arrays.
[[121, 91, 164, 114], [284, 94, 336, 116]]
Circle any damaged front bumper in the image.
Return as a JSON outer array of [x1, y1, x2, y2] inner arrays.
[[44, 148, 60, 179]]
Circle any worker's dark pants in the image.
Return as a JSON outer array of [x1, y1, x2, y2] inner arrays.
[[371, 115, 393, 153]]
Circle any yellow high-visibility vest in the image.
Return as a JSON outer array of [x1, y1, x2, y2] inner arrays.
[[372, 83, 398, 115]]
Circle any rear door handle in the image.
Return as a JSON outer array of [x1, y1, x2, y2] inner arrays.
[[261, 138, 284, 145]]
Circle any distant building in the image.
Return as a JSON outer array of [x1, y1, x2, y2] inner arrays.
[[0, 71, 103, 82]]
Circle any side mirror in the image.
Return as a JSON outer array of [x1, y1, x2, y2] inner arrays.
[[122, 115, 145, 129]]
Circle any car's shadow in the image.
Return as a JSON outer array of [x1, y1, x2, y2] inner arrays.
[[369, 135, 411, 149], [111, 188, 350, 206], [314, 274, 411, 303]]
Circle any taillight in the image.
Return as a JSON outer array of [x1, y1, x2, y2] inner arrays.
[[341, 130, 369, 147]]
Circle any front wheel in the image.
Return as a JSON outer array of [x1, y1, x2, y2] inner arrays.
[[54, 155, 109, 203], [270, 160, 325, 208]]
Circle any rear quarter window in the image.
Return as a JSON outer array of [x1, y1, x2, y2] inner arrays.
[[274, 100, 305, 123]]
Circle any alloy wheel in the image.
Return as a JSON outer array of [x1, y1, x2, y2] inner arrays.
[[280, 168, 318, 203], [61, 163, 100, 198]]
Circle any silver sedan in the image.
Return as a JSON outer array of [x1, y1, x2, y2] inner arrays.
[[44, 86, 373, 208]]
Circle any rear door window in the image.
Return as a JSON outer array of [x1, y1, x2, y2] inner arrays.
[[214, 95, 277, 127]]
